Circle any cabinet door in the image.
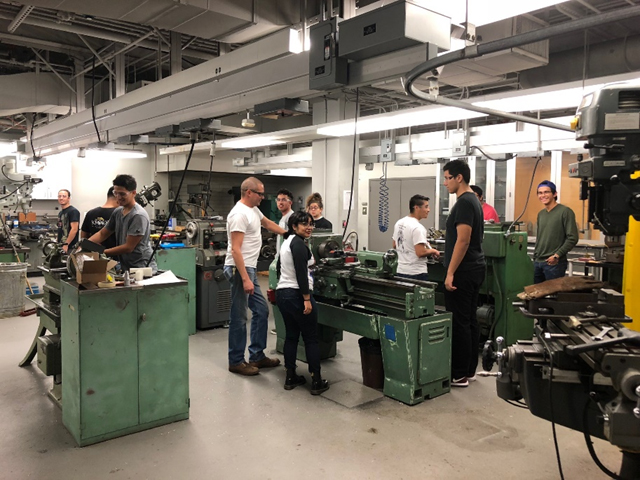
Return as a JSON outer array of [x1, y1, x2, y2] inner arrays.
[[137, 286, 189, 424], [79, 290, 139, 440]]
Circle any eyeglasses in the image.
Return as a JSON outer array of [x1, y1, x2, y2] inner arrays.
[[537, 191, 553, 196], [250, 190, 265, 198], [299, 222, 315, 228], [276, 197, 291, 203], [114, 191, 131, 198], [308, 205, 320, 210]]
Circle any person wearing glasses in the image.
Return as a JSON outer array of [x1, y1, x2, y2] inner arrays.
[[88, 174, 157, 273], [305, 192, 332, 230], [276, 211, 329, 395], [224, 177, 287, 376], [442, 160, 486, 388], [533, 180, 578, 284], [276, 188, 295, 255], [392, 194, 439, 282]]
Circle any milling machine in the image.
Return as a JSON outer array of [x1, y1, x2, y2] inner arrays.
[[268, 233, 452, 405], [483, 84, 640, 478], [185, 218, 231, 328]]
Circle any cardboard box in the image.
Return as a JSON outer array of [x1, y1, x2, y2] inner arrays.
[[70, 252, 118, 285]]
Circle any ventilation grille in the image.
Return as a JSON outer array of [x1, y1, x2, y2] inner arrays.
[[217, 289, 231, 312], [618, 90, 640, 110], [427, 325, 447, 344]]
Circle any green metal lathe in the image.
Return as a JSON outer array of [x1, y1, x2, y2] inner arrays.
[[269, 233, 452, 405]]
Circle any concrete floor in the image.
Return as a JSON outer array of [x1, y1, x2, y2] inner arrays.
[[0, 276, 622, 480]]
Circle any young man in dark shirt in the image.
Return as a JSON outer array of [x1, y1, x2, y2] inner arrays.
[[57, 189, 80, 253], [81, 187, 119, 250], [443, 160, 486, 388]]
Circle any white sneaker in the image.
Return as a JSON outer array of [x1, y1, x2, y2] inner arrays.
[[467, 374, 476, 382]]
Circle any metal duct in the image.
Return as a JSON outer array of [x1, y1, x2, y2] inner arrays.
[[520, 35, 640, 89]]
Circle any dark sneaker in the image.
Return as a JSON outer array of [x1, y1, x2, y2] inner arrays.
[[284, 373, 306, 391], [451, 377, 469, 387], [228, 362, 259, 376], [311, 379, 329, 395], [249, 357, 281, 369]]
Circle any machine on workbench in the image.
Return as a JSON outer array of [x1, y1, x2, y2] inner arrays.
[[269, 233, 452, 405], [483, 84, 640, 478]]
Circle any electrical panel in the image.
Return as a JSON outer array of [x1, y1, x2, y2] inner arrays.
[[380, 139, 395, 162], [339, 1, 451, 61], [309, 17, 348, 91]]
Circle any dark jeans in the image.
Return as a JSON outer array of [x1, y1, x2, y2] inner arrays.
[[533, 260, 568, 284], [396, 272, 429, 281], [444, 266, 486, 380], [276, 288, 321, 374]]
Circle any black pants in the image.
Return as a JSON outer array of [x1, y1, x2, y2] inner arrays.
[[444, 266, 486, 379], [276, 288, 321, 374]]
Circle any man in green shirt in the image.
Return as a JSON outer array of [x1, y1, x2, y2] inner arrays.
[[533, 180, 579, 284]]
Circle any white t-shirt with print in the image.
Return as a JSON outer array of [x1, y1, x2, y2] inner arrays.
[[224, 201, 264, 269], [392, 216, 429, 275]]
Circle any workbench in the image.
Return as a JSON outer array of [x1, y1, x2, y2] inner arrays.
[[60, 278, 190, 446]]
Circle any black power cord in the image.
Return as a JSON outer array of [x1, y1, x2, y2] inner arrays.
[[583, 399, 630, 480], [91, 56, 102, 144], [549, 360, 566, 480], [469, 145, 513, 162], [342, 87, 359, 243], [506, 156, 542, 236], [146, 138, 196, 267]]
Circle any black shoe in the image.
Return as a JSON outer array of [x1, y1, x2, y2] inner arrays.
[[310, 372, 329, 395], [284, 369, 306, 390]]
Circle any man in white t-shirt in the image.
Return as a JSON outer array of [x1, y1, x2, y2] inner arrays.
[[224, 177, 287, 376], [276, 188, 294, 254], [392, 194, 440, 281]]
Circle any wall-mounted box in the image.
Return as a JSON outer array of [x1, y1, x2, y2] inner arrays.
[[339, 1, 450, 61], [309, 17, 349, 90]]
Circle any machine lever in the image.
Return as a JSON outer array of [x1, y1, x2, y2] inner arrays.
[[565, 328, 640, 355], [591, 326, 614, 341]]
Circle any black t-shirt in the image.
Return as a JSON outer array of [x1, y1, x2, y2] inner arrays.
[[57, 205, 80, 248], [444, 191, 485, 272], [81, 206, 117, 249], [313, 217, 332, 230]]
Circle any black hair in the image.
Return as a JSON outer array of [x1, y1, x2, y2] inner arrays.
[[470, 185, 483, 198], [107, 186, 115, 198], [409, 194, 429, 213], [443, 159, 471, 184], [113, 174, 137, 191], [306, 192, 323, 210], [277, 188, 293, 202], [284, 211, 314, 239]]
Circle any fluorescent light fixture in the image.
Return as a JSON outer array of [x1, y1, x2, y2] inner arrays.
[[428, 0, 570, 27], [0, 141, 17, 156], [317, 106, 487, 137], [45, 148, 147, 161], [219, 137, 286, 149]]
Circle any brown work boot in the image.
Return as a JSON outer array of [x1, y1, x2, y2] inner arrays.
[[228, 362, 259, 376], [248, 357, 281, 369]]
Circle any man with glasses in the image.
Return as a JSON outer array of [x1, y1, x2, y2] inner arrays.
[[224, 177, 287, 376], [276, 188, 295, 255], [88, 174, 157, 273], [442, 160, 486, 388], [533, 180, 578, 284]]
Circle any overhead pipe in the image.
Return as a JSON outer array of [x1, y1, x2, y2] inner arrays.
[[403, 5, 640, 131], [0, 12, 214, 61]]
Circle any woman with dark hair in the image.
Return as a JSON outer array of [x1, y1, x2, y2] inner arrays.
[[276, 211, 329, 395], [305, 192, 332, 230]]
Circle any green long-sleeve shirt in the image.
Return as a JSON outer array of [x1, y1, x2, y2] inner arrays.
[[534, 203, 579, 262]]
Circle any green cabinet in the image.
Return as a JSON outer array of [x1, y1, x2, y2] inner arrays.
[[156, 247, 196, 335], [61, 280, 189, 446]]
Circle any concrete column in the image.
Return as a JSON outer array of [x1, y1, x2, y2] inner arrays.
[[74, 58, 85, 112], [170, 31, 182, 75], [115, 53, 125, 97], [311, 96, 358, 234]]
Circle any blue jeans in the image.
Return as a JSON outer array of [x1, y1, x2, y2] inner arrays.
[[396, 272, 429, 282], [224, 265, 269, 366], [533, 260, 568, 284]]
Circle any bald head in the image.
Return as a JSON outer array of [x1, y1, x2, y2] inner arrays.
[[241, 177, 263, 197]]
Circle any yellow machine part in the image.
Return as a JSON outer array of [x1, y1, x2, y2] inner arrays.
[[625, 170, 640, 330]]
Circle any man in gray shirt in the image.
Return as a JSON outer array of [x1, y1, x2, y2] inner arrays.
[[88, 174, 157, 272]]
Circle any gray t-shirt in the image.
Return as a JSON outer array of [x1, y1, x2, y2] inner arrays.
[[105, 203, 157, 272]]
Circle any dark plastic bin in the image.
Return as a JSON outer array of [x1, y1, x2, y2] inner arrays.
[[358, 337, 384, 389]]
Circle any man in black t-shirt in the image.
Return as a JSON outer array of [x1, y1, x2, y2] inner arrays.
[[81, 187, 118, 250], [442, 160, 486, 388], [57, 189, 80, 253]]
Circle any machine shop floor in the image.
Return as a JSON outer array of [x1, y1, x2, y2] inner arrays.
[[1, 276, 621, 480]]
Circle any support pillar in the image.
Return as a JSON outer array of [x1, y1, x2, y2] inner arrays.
[[311, 96, 358, 235]]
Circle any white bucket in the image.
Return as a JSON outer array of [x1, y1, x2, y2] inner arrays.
[[0, 262, 27, 318]]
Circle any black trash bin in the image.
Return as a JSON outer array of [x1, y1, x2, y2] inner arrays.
[[358, 337, 384, 389]]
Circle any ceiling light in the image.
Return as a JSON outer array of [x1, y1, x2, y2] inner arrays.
[[428, 0, 570, 27], [219, 137, 286, 149], [241, 111, 256, 128], [317, 106, 487, 137]]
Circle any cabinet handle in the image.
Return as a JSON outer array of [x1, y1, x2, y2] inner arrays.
[[140, 313, 146, 322]]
